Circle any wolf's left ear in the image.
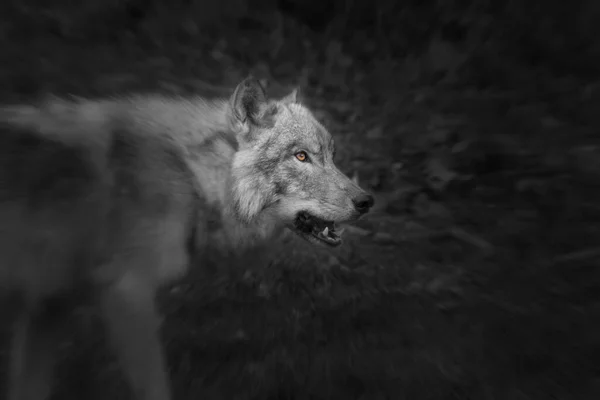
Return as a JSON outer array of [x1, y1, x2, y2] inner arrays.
[[281, 88, 300, 105], [230, 77, 269, 128]]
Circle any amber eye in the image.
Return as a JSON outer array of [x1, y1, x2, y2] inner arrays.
[[295, 151, 308, 162]]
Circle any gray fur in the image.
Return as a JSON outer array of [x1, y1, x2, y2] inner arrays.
[[0, 77, 373, 400]]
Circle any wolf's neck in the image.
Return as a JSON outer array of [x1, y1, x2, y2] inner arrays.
[[124, 94, 279, 252], [183, 126, 281, 252], [154, 97, 232, 147], [125, 94, 283, 251]]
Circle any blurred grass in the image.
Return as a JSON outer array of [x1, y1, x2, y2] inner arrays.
[[0, 1, 600, 399]]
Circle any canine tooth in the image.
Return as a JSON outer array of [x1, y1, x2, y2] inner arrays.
[[352, 171, 360, 186], [322, 226, 329, 236]]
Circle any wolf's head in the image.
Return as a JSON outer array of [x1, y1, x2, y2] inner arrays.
[[227, 77, 374, 247]]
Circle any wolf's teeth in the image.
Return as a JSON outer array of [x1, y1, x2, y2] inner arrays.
[[322, 226, 329, 236], [336, 228, 345, 236], [352, 171, 360, 186]]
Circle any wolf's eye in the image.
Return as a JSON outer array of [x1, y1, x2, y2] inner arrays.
[[295, 151, 308, 162]]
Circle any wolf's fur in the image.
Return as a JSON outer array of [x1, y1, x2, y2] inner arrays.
[[0, 77, 373, 400]]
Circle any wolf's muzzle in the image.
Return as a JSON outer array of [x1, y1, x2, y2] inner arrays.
[[352, 193, 374, 215]]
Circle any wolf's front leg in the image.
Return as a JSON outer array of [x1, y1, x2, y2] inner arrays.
[[9, 296, 72, 400], [99, 272, 171, 400]]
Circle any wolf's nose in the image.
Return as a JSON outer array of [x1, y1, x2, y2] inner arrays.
[[352, 193, 374, 214]]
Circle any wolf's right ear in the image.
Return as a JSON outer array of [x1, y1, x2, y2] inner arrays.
[[280, 88, 299, 105], [229, 77, 268, 131]]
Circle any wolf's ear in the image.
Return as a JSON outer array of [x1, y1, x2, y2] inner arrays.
[[280, 88, 299, 105], [230, 77, 269, 127]]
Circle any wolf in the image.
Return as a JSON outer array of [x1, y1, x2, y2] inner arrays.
[[0, 77, 374, 400]]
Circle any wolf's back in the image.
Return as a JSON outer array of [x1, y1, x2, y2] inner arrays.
[[0, 97, 200, 300]]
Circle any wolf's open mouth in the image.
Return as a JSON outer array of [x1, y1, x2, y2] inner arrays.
[[293, 211, 342, 247]]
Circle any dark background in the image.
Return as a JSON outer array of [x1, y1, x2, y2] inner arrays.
[[1, 0, 599, 399]]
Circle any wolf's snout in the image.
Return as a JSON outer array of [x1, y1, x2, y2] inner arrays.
[[352, 193, 374, 215]]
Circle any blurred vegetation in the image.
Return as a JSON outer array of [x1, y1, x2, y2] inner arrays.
[[2, 0, 599, 82]]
